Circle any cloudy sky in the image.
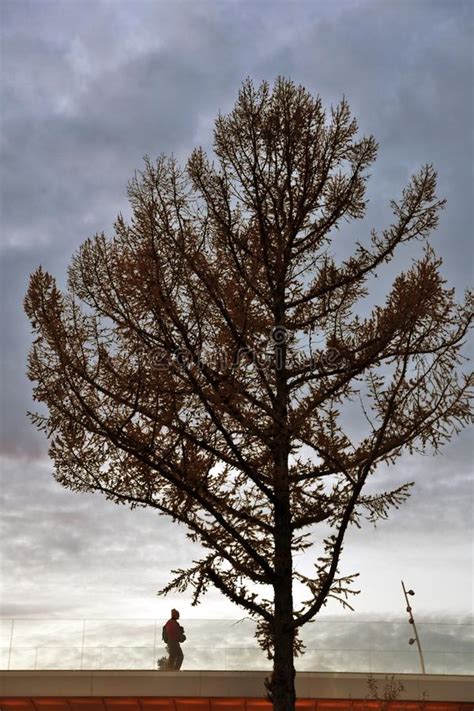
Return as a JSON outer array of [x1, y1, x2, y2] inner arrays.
[[0, 0, 472, 658]]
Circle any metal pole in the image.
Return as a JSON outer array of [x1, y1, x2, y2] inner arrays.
[[153, 620, 157, 669], [80, 618, 86, 670], [401, 580, 426, 674], [7, 619, 15, 670]]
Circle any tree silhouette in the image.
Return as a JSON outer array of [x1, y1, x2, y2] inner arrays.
[[25, 78, 472, 710]]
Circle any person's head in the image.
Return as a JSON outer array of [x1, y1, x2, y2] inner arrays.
[[171, 608, 180, 619]]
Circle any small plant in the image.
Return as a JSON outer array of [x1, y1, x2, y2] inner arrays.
[[419, 690, 430, 709], [157, 654, 170, 671], [367, 674, 405, 710]]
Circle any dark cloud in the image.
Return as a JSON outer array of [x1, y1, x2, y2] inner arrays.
[[0, 0, 472, 628]]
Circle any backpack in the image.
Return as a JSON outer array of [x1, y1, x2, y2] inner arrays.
[[162, 624, 169, 644]]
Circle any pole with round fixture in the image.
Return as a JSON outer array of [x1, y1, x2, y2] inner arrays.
[[401, 579, 426, 674]]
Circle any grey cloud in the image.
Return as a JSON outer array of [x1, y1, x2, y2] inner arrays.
[[353, 427, 474, 533], [1, 0, 472, 624], [1, 1, 268, 252], [0, 454, 209, 619]]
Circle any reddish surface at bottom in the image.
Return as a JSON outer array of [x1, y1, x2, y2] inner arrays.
[[0, 700, 471, 711]]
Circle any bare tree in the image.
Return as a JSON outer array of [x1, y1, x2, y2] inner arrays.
[[25, 78, 472, 710]]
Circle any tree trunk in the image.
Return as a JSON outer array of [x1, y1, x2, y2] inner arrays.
[[269, 608, 296, 711], [269, 496, 296, 710], [270, 304, 295, 710]]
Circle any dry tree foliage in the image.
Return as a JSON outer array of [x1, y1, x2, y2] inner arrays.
[[25, 78, 472, 710]]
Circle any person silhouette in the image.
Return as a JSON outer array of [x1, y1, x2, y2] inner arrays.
[[163, 608, 185, 670]]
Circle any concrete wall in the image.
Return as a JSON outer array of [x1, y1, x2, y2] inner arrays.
[[0, 671, 472, 701]]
